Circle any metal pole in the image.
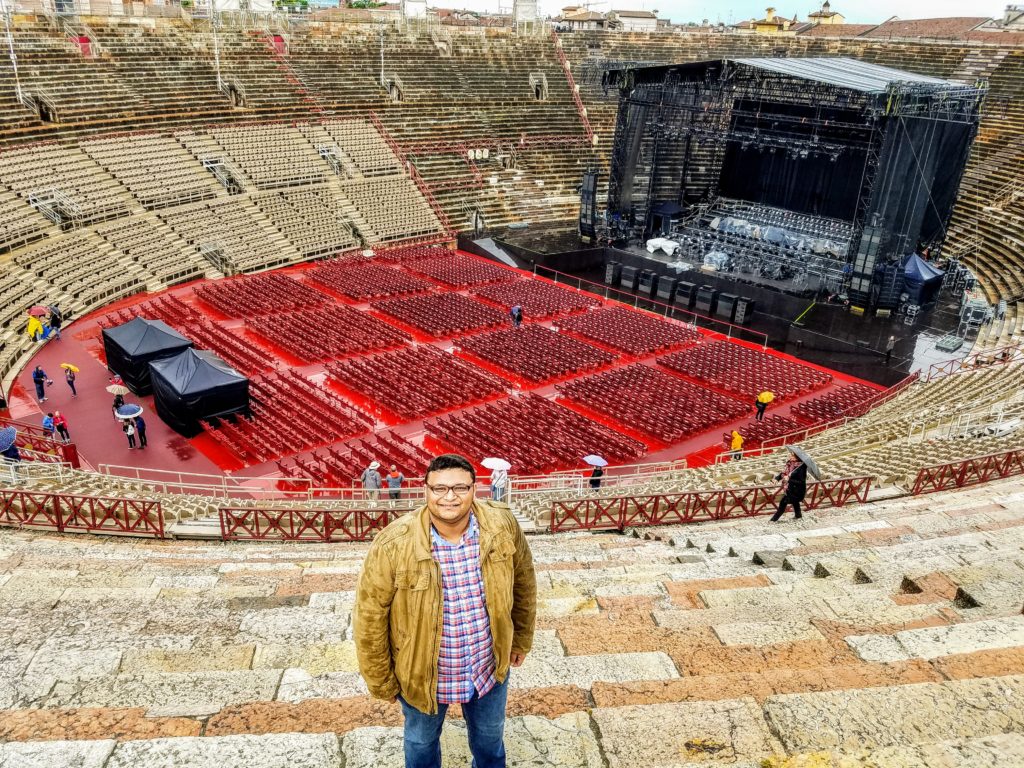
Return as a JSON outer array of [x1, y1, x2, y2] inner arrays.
[[0, 0, 22, 105], [379, 23, 384, 88], [211, 0, 222, 92]]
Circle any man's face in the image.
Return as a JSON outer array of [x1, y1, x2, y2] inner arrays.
[[424, 467, 476, 526]]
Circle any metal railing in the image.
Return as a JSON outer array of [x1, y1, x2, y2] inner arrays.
[[219, 504, 409, 542], [0, 487, 164, 537], [911, 447, 1024, 496], [925, 341, 1024, 382], [549, 475, 872, 533]]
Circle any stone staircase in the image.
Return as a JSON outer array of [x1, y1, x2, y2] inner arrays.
[[2, 475, 1024, 765]]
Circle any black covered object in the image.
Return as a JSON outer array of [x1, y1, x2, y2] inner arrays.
[[102, 318, 193, 395], [149, 349, 249, 437], [902, 253, 944, 306]]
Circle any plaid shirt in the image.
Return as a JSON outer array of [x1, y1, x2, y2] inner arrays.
[[431, 513, 497, 703]]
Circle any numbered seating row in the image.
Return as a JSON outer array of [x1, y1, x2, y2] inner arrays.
[[194, 272, 329, 317], [659, 340, 832, 401], [426, 393, 646, 475], [307, 260, 434, 300], [554, 306, 701, 356], [471, 278, 601, 319], [372, 291, 507, 337], [556, 364, 749, 443], [456, 324, 615, 384], [326, 344, 507, 419], [247, 304, 410, 363]]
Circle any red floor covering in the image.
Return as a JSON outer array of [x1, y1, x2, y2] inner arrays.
[[6, 250, 882, 485]]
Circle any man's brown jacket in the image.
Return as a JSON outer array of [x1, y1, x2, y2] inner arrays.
[[353, 499, 536, 715]]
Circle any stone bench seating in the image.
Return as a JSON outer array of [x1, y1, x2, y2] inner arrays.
[[209, 124, 328, 189], [0, 188, 52, 254], [336, 176, 442, 242], [252, 188, 359, 257], [80, 133, 222, 210], [0, 265, 47, 333], [94, 216, 210, 289], [304, 119, 403, 178]]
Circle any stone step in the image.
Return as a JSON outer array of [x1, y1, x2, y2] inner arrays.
[[847, 615, 1024, 663]]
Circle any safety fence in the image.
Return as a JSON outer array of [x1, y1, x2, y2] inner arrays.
[[219, 505, 411, 542], [549, 475, 873, 533], [0, 488, 164, 537], [925, 341, 1023, 382], [0, 415, 81, 468], [911, 447, 1024, 495]]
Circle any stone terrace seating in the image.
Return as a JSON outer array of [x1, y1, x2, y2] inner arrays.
[[11, 231, 146, 314], [0, 188, 52, 254], [658, 340, 833, 401], [371, 292, 507, 337], [301, 119, 403, 178], [307, 261, 433, 300], [94, 216, 211, 289], [251, 187, 358, 257], [557, 363, 749, 443], [80, 133, 221, 210], [326, 344, 508, 420], [0, 262, 47, 335], [209, 124, 327, 189], [471, 278, 601, 319], [555, 306, 701, 356], [456, 324, 616, 384], [337, 176, 443, 243], [193, 272, 329, 317], [158, 197, 302, 274], [0, 143, 132, 225], [246, 305, 410, 364], [427, 392, 647, 474]]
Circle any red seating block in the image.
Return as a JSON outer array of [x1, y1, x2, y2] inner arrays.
[[371, 292, 507, 337], [554, 306, 701, 356], [471, 279, 601, 319], [456, 325, 616, 384], [308, 261, 434, 300], [247, 305, 410, 363], [194, 272, 329, 317]]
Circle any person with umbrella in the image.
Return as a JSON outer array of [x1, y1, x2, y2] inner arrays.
[[31, 365, 50, 403], [48, 304, 63, 341], [26, 314, 44, 343], [0, 427, 20, 463], [107, 383, 131, 419], [754, 390, 774, 422], [770, 446, 819, 522], [62, 364, 78, 398], [483, 458, 511, 503], [584, 454, 607, 491]]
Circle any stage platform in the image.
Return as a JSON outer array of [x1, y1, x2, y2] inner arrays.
[[9, 248, 881, 486]]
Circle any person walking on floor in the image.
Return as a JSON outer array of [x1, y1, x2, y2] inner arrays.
[[31, 366, 50, 403], [729, 429, 744, 461], [354, 453, 536, 768], [754, 390, 773, 422], [589, 465, 604, 491], [134, 415, 147, 449], [510, 304, 523, 329], [885, 335, 896, 364], [361, 461, 383, 504], [65, 368, 77, 398], [123, 419, 137, 449], [386, 464, 404, 505], [770, 449, 807, 522], [112, 394, 124, 420], [490, 466, 508, 503], [48, 306, 63, 341], [52, 411, 70, 444], [41, 412, 55, 440]]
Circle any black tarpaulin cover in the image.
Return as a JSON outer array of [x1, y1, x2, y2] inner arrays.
[[149, 348, 249, 436], [102, 318, 193, 395], [903, 253, 945, 305]]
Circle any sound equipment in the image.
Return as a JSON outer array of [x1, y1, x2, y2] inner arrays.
[[605, 261, 621, 286], [675, 281, 696, 309], [579, 170, 599, 240], [733, 297, 755, 324], [716, 292, 738, 321], [619, 265, 640, 291], [638, 270, 658, 296], [695, 285, 718, 314], [656, 276, 678, 301]]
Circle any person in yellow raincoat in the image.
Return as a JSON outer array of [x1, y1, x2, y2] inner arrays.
[[730, 430, 744, 461], [25, 315, 44, 342], [755, 390, 774, 422]]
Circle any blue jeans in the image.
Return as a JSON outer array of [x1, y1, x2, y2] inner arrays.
[[399, 675, 509, 768]]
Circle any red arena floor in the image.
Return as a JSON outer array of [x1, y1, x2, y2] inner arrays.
[[8, 246, 882, 486]]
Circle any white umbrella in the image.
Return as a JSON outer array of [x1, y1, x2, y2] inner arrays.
[[788, 445, 821, 480], [583, 455, 608, 467], [482, 457, 511, 471]]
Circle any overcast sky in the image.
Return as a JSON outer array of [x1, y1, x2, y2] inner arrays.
[[468, 0, 1006, 24]]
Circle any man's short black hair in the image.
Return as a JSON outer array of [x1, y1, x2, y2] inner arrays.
[[425, 453, 476, 483]]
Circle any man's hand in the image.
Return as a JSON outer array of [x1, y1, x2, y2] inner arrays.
[[510, 651, 527, 668]]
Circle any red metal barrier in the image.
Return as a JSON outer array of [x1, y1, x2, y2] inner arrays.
[[925, 341, 1023, 382], [912, 448, 1024, 495], [550, 30, 594, 145], [0, 488, 164, 537], [549, 476, 872, 533], [0, 416, 81, 468], [219, 506, 407, 542]]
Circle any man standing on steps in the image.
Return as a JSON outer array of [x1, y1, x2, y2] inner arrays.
[[354, 453, 536, 768]]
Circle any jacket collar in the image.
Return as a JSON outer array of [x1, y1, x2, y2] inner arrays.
[[411, 498, 498, 562]]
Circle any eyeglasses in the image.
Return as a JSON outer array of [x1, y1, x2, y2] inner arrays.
[[426, 483, 474, 497]]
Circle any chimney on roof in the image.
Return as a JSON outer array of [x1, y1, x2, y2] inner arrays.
[[766, 6, 775, 16], [822, 0, 830, 9]]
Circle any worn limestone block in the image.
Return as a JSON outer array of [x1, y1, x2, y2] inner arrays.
[[252, 641, 359, 675], [276, 668, 368, 703], [713, 621, 825, 647], [763, 675, 1024, 753], [0, 739, 116, 768], [105, 732, 342, 768], [593, 698, 782, 766], [511, 651, 678, 690]]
